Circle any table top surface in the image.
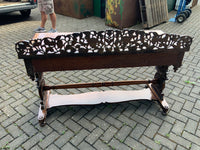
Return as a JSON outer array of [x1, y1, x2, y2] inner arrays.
[[32, 30, 164, 39]]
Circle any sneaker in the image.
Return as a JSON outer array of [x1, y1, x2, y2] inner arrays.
[[48, 28, 57, 33], [34, 27, 46, 33]]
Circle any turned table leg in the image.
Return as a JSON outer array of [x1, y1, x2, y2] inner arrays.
[[36, 72, 48, 126], [150, 66, 169, 114]]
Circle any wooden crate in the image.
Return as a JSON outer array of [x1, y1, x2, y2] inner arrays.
[[139, 0, 168, 28]]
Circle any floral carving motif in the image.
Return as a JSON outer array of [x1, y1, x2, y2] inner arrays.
[[15, 30, 192, 58]]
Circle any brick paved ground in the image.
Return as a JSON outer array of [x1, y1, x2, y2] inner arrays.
[[0, 4, 200, 150]]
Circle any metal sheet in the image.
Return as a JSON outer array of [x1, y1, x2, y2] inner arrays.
[[54, 0, 93, 19]]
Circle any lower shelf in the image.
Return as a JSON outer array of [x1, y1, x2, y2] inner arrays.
[[47, 89, 153, 108]]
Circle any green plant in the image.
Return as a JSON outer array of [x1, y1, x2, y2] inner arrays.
[[184, 80, 196, 85], [155, 140, 161, 144], [165, 133, 170, 138]]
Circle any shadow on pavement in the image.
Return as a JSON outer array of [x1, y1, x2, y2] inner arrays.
[[0, 12, 33, 25]]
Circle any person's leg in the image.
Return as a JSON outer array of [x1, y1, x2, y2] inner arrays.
[[40, 11, 48, 28], [34, 0, 47, 32], [49, 12, 56, 29]]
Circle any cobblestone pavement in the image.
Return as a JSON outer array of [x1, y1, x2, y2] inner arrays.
[[0, 4, 200, 150]]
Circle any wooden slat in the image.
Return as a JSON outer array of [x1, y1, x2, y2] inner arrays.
[[145, 0, 153, 27], [140, 0, 168, 28]]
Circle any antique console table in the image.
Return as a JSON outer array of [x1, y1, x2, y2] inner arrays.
[[15, 30, 192, 126]]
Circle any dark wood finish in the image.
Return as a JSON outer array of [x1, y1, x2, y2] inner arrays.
[[31, 51, 184, 73], [15, 30, 192, 126], [44, 80, 156, 90]]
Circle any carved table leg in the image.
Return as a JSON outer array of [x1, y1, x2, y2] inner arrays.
[[38, 103, 47, 127], [35, 72, 48, 126], [37, 90, 50, 126], [150, 66, 169, 114]]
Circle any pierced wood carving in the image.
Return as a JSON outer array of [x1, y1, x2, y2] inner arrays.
[[15, 30, 192, 59]]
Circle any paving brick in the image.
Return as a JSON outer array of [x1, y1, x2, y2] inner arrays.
[[21, 122, 38, 137], [1, 114, 21, 127], [196, 129, 200, 137], [144, 113, 163, 126], [144, 123, 159, 138], [191, 144, 200, 150], [131, 113, 150, 127], [64, 119, 82, 133], [46, 144, 60, 150], [78, 141, 96, 150], [22, 133, 44, 150], [182, 131, 200, 146], [168, 111, 188, 123], [0, 134, 13, 148], [91, 117, 109, 131], [122, 105, 137, 117], [78, 118, 96, 132], [110, 105, 126, 118], [15, 105, 30, 116], [97, 106, 113, 119], [180, 110, 199, 121], [100, 126, 118, 143], [115, 125, 132, 142], [38, 131, 59, 149], [146, 104, 160, 115], [154, 134, 176, 150], [10, 97, 28, 108], [179, 93, 196, 103], [0, 125, 8, 139], [57, 109, 75, 123], [70, 129, 90, 146], [158, 121, 173, 136], [171, 101, 183, 113], [2, 105, 16, 117], [185, 119, 198, 134], [85, 128, 104, 145], [93, 140, 110, 150], [84, 108, 100, 120], [118, 114, 137, 128], [109, 138, 131, 150], [125, 136, 147, 150], [172, 120, 185, 136], [0, 98, 15, 110], [105, 115, 123, 129], [169, 133, 191, 149], [168, 94, 186, 104], [135, 104, 149, 116], [161, 146, 171, 150], [130, 124, 146, 140], [194, 100, 200, 110], [183, 101, 195, 112], [6, 124, 23, 138], [139, 135, 161, 150], [54, 130, 74, 148], [176, 145, 188, 150], [9, 134, 28, 149], [71, 108, 88, 122], [191, 86, 200, 95], [49, 120, 66, 135], [61, 142, 78, 150]]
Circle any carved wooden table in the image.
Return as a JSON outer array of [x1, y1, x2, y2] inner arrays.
[[15, 30, 192, 126]]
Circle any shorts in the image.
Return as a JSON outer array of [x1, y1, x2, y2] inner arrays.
[[38, 0, 54, 15]]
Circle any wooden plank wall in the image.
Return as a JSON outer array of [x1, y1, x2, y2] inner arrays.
[[139, 0, 168, 28]]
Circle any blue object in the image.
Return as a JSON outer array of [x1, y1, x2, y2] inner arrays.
[[169, 0, 187, 22]]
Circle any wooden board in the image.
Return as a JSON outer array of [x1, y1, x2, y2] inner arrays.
[[139, 0, 168, 28]]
